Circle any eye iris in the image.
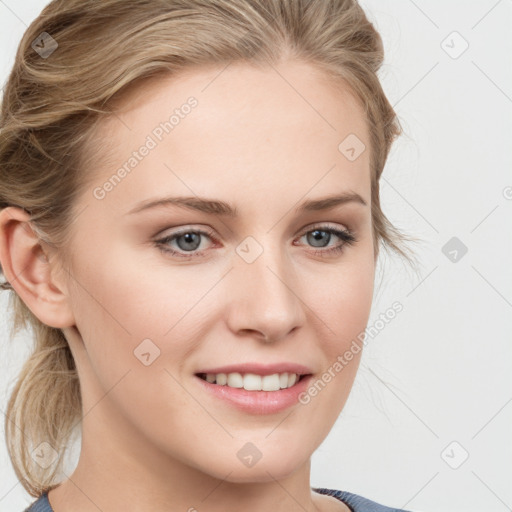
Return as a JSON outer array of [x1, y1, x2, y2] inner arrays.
[[307, 229, 330, 248], [177, 232, 201, 251]]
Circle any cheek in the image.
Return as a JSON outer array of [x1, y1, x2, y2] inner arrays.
[[328, 269, 374, 344], [67, 245, 223, 392], [301, 251, 374, 402], [66, 250, 168, 381], [295, 273, 372, 440], [67, 253, 199, 438], [303, 245, 375, 344]]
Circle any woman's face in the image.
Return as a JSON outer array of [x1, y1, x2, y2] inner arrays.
[[58, 60, 375, 482]]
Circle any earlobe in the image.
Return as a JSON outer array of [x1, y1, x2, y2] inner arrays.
[[0, 206, 75, 329]]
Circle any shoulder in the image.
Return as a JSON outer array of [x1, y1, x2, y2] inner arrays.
[[23, 492, 53, 512], [313, 487, 413, 512]]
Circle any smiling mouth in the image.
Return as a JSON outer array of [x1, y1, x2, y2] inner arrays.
[[195, 372, 310, 391]]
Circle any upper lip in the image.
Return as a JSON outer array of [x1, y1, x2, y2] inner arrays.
[[195, 362, 313, 376]]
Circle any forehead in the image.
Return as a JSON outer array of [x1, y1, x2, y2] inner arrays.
[[81, 60, 371, 217]]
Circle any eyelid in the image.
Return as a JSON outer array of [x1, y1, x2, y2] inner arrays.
[[299, 221, 349, 235], [158, 225, 216, 237]]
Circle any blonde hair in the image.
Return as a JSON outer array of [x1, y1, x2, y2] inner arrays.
[[0, 0, 418, 497]]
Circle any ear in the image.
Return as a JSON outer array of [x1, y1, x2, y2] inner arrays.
[[0, 206, 75, 328]]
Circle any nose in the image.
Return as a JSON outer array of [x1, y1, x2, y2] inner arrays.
[[225, 241, 306, 344]]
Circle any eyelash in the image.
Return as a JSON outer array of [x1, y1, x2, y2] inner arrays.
[[154, 224, 357, 259]]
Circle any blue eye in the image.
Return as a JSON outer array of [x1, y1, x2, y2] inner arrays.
[[300, 226, 357, 257], [155, 228, 216, 259], [154, 225, 357, 259]]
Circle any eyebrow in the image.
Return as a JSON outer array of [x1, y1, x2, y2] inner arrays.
[[127, 192, 367, 217]]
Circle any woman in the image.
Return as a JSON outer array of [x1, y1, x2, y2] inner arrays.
[[0, 1, 417, 510]]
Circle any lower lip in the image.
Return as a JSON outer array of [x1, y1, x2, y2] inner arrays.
[[194, 374, 313, 415]]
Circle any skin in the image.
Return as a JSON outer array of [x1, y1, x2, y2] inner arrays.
[[0, 60, 376, 512]]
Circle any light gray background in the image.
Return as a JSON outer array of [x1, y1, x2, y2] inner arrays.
[[1, 1, 511, 511]]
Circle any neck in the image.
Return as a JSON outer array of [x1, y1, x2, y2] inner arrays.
[[48, 398, 324, 512]]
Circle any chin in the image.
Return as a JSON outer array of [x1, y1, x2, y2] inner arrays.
[[194, 445, 309, 484]]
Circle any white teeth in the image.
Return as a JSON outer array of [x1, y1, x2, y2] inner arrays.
[[202, 372, 301, 390], [243, 373, 262, 390], [262, 374, 280, 391], [227, 372, 244, 388]]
